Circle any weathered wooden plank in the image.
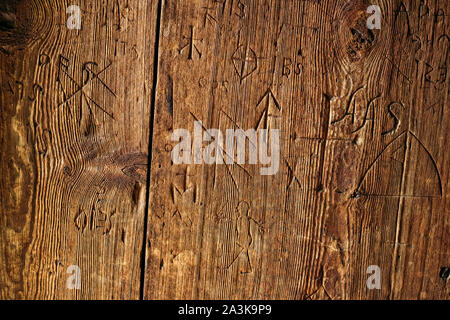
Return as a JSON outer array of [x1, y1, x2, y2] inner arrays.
[[0, 0, 158, 299], [144, 0, 448, 300], [0, 0, 448, 300]]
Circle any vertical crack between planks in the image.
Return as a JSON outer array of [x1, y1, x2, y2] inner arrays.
[[139, 0, 163, 300]]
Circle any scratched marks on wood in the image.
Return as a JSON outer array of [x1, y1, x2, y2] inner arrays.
[[356, 130, 443, 198], [56, 55, 116, 119], [232, 42, 257, 82], [0, 0, 448, 300], [0, 0, 158, 299], [145, 0, 448, 300]]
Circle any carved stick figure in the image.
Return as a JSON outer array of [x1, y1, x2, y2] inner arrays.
[[223, 201, 263, 274]]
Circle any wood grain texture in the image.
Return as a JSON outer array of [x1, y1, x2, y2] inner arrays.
[[0, 0, 158, 299], [0, 0, 448, 300], [144, 0, 448, 300]]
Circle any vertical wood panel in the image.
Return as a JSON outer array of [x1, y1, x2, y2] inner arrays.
[[144, 0, 448, 300], [0, 0, 448, 300], [0, 0, 158, 299]]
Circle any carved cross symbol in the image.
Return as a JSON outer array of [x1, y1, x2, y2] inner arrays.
[[285, 158, 302, 190], [57, 55, 116, 119]]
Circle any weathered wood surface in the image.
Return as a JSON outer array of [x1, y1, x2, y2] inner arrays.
[[1, 0, 449, 300], [0, 0, 159, 299]]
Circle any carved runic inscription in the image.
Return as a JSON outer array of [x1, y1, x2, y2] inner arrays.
[[179, 26, 203, 60], [255, 88, 282, 129], [74, 206, 116, 235], [56, 55, 116, 119], [232, 45, 258, 82], [211, 0, 246, 18]]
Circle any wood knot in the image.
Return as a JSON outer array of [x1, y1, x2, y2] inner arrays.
[[346, 13, 376, 61], [350, 190, 361, 199], [331, 1, 380, 66], [0, 0, 52, 47], [0, 11, 16, 30]]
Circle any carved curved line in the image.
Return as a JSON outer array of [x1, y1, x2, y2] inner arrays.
[[331, 85, 365, 125], [408, 131, 443, 196], [382, 102, 405, 136], [355, 130, 407, 191], [356, 130, 443, 197], [437, 34, 449, 62], [437, 34, 449, 45], [351, 94, 382, 133], [236, 200, 250, 213]]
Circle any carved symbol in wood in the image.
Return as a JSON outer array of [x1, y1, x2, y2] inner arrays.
[[232, 45, 257, 82], [285, 158, 302, 190], [382, 102, 404, 136], [57, 55, 116, 119], [211, 0, 246, 18], [179, 26, 203, 60], [171, 184, 199, 227], [219, 201, 264, 274], [255, 88, 282, 130], [74, 204, 116, 235], [354, 130, 442, 198], [202, 6, 218, 27], [331, 86, 385, 139]]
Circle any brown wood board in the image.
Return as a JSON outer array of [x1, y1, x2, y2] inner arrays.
[[0, 0, 448, 300]]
